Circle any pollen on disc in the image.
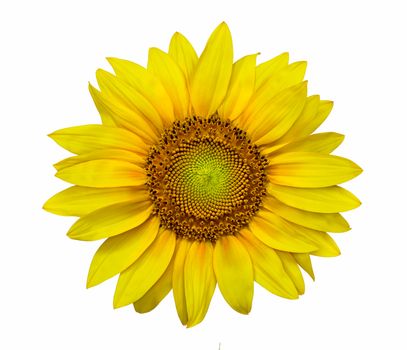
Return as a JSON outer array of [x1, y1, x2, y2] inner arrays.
[[146, 115, 268, 241]]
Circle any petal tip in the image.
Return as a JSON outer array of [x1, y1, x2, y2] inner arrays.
[[88, 82, 98, 93], [216, 21, 231, 35], [86, 279, 94, 289], [66, 229, 75, 238], [286, 293, 300, 300], [186, 319, 201, 328], [356, 164, 363, 174], [237, 304, 252, 315], [105, 56, 117, 63], [86, 274, 102, 289], [113, 295, 127, 309], [42, 202, 51, 212], [337, 133, 345, 141]]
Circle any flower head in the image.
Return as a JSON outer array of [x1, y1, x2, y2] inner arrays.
[[44, 22, 362, 327]]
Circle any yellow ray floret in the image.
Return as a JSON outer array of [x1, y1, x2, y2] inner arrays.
[[213, 235, 254, 314]]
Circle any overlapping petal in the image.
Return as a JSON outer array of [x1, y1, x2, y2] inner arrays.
[[107, 57, 174, 126], [280, 99, 334, 142], [133, 257, 174, 313], [262, 196, 350, 232], [218, 54, 257, 121], [267, 152, 363, 188], [48, 125, 148, 155], [267, 183, 361, 213], [213, 235, 253, 314], [276, 251, 305, 294], [250, 210, 317, 252], [53, 149, 145, 171], [190, 22, 233, 117], [245, 82, 308, 145], [56, 159, 146, 188], [255, 52, 289, 89], [114, 229, 176, 308], [96, 69, 164, 134], [148, 48, 189, 119], [184, 241, 216, 327], [88, 83, 159, 144], [67, 200, 153, 241], [293, 253, 315, 280], [43, 186, 148, 217], [168, 32, 198, 88], [289, 224, 341, 257], [263, 132, 344, 156], [239, 229, 298, 299], [87, 216, 160, 287], [239, 61, 307, 128], [172, 238, 192, 325]]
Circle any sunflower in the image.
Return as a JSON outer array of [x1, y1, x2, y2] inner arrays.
[[44, 22, 362, 327]]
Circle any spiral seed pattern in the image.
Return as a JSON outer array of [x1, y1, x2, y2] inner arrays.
[[146, 115, 268, 241]]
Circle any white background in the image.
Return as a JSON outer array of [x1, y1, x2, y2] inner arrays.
[[1, 0, 406, 349]]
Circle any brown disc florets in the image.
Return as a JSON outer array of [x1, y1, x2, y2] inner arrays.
[[145, 115, 268, 241]]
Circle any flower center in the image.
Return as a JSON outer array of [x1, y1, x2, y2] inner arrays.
[[146, 115, 268, 241]]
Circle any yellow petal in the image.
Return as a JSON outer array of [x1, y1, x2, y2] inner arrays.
[[88, 83, 159, 144], [289, 223, 341, 257], [114, 229, 176, 308], [184, 241, 216, 328], [284, 98, 334, 143], [88, 83, 116, 126], [148, 48, 190, 119], [249, 210, 317, 253], [258, 61, 307, 98], [96, 69, 164, 130], [264, 132, 345, 156], [213, 235, 253, 314], [54, 149, 145, 171], [133, 255, 174, 313], [293, 253, 315, 280], [96, 70, 164, 134], [255, 52, 289, 89], [275, 95, 320, 143], [240, 61, 307, 128], [43, 186, 148, 217], [262, 196, 350, 233], [87, 216, 160, 287], [238, 229, 298, 299], [276, 251, 305, 294], [190, 22, 233, 117], [56, 159, 146, 187], [218, 54, 257, 121], [168, 32, 198, 88], [49, 124, 148, 156], [267, 183, 361, 213], [107, 57, 174, 126], [268, 152, 363, 188], [67, 200, 153, 241], [172, 238, 192, 325], [246, 82, 307, 145]]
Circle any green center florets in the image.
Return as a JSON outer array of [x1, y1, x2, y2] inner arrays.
[[145, 115, 268, 241], [167, 140, 249, 220]]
